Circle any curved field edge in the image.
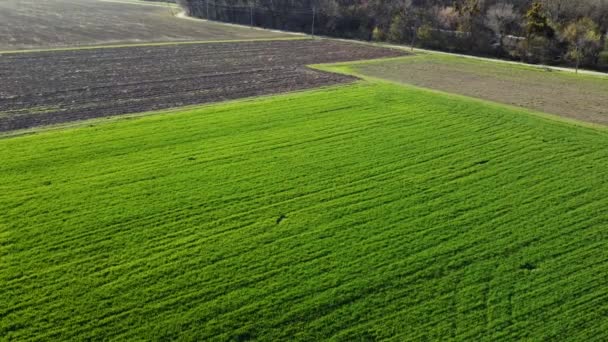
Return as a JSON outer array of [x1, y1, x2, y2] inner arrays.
[[0, 82, 353, 139], [311, 59, 608, 132], [3, 52, 604, 139], [317, 53, 608, 127], [2, 82, 608, 340]]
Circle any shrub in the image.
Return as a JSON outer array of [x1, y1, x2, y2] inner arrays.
[[417, 24, 433, 42], [372, 26, 385, 42], [388, 15, 406, 43]]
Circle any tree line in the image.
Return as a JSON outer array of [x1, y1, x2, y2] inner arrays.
[[178, 0, 608, 71]]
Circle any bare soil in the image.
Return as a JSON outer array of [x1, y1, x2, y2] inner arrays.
[[355, 55, 608, 126], [0, 0, 290, 51], [0, 40, 405, 131]]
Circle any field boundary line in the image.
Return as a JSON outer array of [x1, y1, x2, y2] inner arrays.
[[315, 53, 608, 82], [98, 0, 180, 8], [310, 37, 608, 78], [0, 82, 366, 139], [0, 37, 308, 55], [3, 55, 606, 138], [310, 62, 608, 133], [97, 0, 181, 8], [98, 0, 306, 37], [173, 12, 309, 37]]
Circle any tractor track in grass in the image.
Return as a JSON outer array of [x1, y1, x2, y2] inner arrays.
[[0, 39, 405, 132]]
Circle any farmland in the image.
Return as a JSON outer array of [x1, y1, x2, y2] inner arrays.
[[0, 40, 404, 132], [2, 0, 608, 340], [0, 0, 290, 51], [347, 53, 608, 125], [2, 80, 608, 340]]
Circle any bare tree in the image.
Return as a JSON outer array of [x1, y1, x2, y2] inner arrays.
[[486, 2, 520, 51], [436, 6, 459, 30]]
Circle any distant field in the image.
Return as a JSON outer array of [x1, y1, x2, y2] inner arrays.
[[2, 81, 608, 340], [0, 0, 290, 50], [0, 40, 403, 132], [349, 54, 608, 125]]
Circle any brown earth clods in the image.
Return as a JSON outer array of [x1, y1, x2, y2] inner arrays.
[[0, 40, 405, 132]]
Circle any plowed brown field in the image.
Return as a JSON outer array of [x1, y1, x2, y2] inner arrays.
[[0, 0, 290, 51], [0, 40, 405, 132]]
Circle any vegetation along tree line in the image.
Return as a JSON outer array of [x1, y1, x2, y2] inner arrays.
[[177, 0, 608, 71]]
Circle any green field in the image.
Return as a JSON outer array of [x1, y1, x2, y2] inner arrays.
[[2, 79, 608, 340]]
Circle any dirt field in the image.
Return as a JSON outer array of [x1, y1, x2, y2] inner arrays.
[[0, 0, 290, 51], [0, 40, 404, 131], [353, 54, 608, 125]]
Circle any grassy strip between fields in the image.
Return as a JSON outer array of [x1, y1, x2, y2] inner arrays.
[[1, 70, 608, 340], [0, 36, 308, 55]]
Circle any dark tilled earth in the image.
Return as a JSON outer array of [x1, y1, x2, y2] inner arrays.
[[0, 40, 405, 132]]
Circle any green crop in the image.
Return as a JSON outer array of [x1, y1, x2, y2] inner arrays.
[[2, 81, 607, 340]]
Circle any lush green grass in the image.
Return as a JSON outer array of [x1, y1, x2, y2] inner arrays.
[[2, 81, 608, 341]]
